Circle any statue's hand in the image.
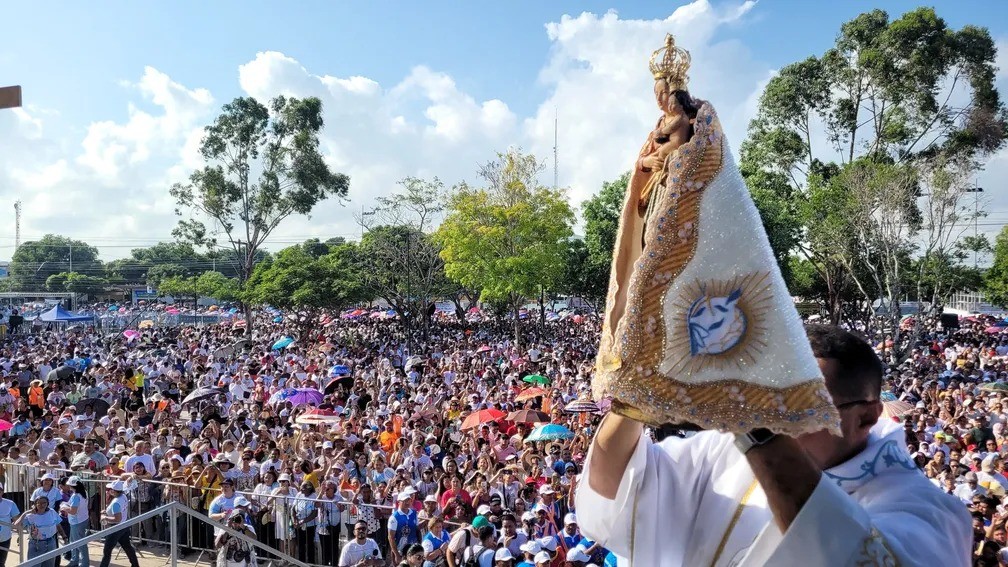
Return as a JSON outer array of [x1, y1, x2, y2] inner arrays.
[[642, 155, 664, 171]]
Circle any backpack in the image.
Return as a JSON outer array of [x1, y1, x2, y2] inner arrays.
[[461, 544, 493, 567]]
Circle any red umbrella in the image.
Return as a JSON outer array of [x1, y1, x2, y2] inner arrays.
[[515, 387, 549, 402], [0, 419, 12, 432], [460, 408, 506, 431], [296, 408, 342, 426]]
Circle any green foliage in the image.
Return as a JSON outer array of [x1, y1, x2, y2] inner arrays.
[[194, 271, 240, 302], [244, 242, 366, 310], [9, 235, 101, 290], [45, 271, 108, 296], [741, 7, 1006, 326], [436, 150, 574, 340], [985, 227, 1008, 307], [582, 172, 627, 268], [558, 237, 608, 310], [358, 225, 451, 322]]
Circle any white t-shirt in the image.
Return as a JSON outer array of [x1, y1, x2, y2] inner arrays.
[[338, 538, 382, 566]]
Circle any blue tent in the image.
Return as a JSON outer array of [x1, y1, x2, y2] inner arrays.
[[38, 305, 94, 323]]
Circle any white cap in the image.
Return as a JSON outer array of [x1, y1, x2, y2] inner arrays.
[[476, 504, 491, 516], [66, 476, 81, 487], [108, 480, 127, 492], [521, 511, 536, 523], [564, 512, 577, 525], [41, 473, 58, 482], [534, 551, 552, 564], [278, 474, 291, 482], [537, 537, 558, 551], [566, 548, 591, 562], [495, 548, 514, 561], [424, 494, 438, 503], [538, 484, 555, 495], [520, 540, 542, 554], [396, 491, 413, 501]]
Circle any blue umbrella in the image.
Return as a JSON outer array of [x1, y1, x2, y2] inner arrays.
[[330, 365, 350, 376], [525, 424, 574, 442], [272, 336, 295, 350], [273, 316, 284, 323]]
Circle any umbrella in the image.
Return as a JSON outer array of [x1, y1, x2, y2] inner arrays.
[[47, 366, 77, 382], [405, 356, 423, 370], [506, 409, 550, 424], [985, 326, 1005, 334], [522, 374, 551, 386], [515, 387, 549, 402], [980, 382, 1008, 393], [296, 408, 342, 426], [182, 387, 226, 406], [330, 365, 350, 377], [324, 375, 354, 394], [526, 423, 575, 442], [564, 398, 601, 414], [460, 408, 507, 431], [273, 316, 284, 323], [269, 388, 324, 407], [272, 337, 295, 350], [123, 330, 141, 341], [476, 345, 492, 354], [74, 398, 111, 418], [0, 420, 11, 432], [139, 320, 154, 329]]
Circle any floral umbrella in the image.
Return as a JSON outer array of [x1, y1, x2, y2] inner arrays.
[[269, 388, 324, 407], [564, 398, 601, 414]]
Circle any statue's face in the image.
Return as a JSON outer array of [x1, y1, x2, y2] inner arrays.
[[653, 79, 670, 111]]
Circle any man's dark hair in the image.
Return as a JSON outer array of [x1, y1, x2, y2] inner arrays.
[[805, 325, 884, 401]]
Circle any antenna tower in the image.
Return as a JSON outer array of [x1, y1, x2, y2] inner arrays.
[[553, 109, 558, 190], [13, 200, 21, 250]]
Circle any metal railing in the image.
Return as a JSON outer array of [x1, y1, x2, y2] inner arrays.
[[0, 460, 428, 565], [19, 501, 310, 567]]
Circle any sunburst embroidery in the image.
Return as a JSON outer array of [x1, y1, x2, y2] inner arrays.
[[665, 273, 773, 375]]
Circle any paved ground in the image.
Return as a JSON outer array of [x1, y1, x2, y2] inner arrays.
[[9, 537, 210, 566]]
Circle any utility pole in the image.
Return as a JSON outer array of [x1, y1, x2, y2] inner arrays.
[[69, 243, 73, 272], [13, 201, 21, 251], [553, 108, 558, 191], [966, 183, 984, 268]]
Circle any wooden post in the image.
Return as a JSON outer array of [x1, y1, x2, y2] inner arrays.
[[0, 85, 22, 110]]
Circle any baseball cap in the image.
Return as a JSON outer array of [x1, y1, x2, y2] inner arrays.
[[495, 548, 514, 561], [520, 540, 543, 554], [534, 551, 552, 565], [566, 548, 591, 562], [476, 504, 492, 516], [538, 484, 555, 495], [564, 513, 577, 525], [521, 511, 536, 523], [472, 515, 491, 529], [537, 537, 558, 552]]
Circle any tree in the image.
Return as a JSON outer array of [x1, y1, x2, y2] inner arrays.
[[578, 173, 628, 310], [742, 7, 1006, 334], [359, 177, 454, 341], [194, 271, 240, 302], [170, 95, 350, 332], [145, 264, 189, 288], [558, 237, 608, 311], [62, 273, 109, 296], [436, 149, 574, 343], [244, 243, 366, 311], [985, 226, 1008, 308], [9, 235, 101, 290]]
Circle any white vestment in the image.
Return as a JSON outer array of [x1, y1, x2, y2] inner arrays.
[[576, 420, 970, 566]]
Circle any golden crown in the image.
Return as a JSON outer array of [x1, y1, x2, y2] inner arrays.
[[649, 33, 691, 90]]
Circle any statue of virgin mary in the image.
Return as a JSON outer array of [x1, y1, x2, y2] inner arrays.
[[593, 34, 840, 436]]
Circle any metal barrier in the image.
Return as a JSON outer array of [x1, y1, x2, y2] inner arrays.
[[19, 501, 310, 567], [0, 460, 436, 565]]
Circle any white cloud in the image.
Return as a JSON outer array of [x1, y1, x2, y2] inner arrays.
[[0, 1, 810, 257]]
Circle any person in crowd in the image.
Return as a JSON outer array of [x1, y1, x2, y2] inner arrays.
[[61, 476, 89, 567], [98, 480, 139, 567], [0, 484, 19, 567], [16, 493, 63, 567], [214, 510, 256, 567], [339, 520, 383, 567]]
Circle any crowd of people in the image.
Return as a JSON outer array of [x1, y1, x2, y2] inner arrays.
[[0, 305, 608, 567], [0, 302, 1006, 565]]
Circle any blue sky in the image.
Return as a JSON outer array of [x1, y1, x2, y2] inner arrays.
[[1, 1, 1007, 258]]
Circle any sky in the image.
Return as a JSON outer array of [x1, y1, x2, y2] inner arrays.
[[1, 0, 1007, 261]]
